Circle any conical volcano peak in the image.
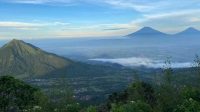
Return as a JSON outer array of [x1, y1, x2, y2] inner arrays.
[[10, 39, 22, 43], [9, 39, 24, 44], [3, 39, 26, 48], [141, 27, 155, 30], [184, 27, 199, 32], [0, 39, 72, 77], [127, 27, 168, 37], [175, 27, 200, 36], [138, 27, 165, 33], [1, 39, 43, 59]]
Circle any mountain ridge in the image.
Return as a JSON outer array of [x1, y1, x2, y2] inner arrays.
[[126, 27, 200, 38], [0, 39, 72, 78]]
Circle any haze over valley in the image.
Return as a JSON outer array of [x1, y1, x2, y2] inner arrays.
[[1, 0, 200, 111], [1, 27, 199, 69]]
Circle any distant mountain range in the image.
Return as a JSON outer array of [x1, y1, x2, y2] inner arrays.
[[127, 27, 200, 38], [0, 39, 72, 78]]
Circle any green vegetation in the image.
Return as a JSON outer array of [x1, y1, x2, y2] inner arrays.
[[0, 39, 137, 105], [111, 101, 153, 112], [0, 76, 81, 112], [0, 76, 48, 112], [2, 59, 200, 112], [1, 40, 200, 111], [98, 58, 200, 112]]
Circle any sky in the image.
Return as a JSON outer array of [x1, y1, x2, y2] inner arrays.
[[0, 0, 200, 39]]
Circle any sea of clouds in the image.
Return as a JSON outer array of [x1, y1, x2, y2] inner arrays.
[[90, 57, 193, 68]]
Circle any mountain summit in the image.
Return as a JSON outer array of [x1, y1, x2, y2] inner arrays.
[[0, 39, 72, 77], [127, 27, 169, 38], [175, 27, 200, 36]]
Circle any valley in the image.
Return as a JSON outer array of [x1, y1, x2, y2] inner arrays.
[[1, 1, 200, 111], [0, 34, 199, 105]]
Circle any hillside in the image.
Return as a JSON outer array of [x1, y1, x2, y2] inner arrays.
[[0, 39, 72, 78]]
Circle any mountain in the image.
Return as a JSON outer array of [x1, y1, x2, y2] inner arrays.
[[174, 27, 200, 37], [0, 39, 72, 77], [127, 27, 169, 38]]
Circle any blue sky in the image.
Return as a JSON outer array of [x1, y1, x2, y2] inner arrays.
[[0, 0, 200, 39]]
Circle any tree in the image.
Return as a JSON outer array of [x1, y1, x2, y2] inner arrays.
[[128, 82, 157, 107], [0, 76, 48, 112], [163, 58, 173, 86], [194, 55, 200, 87], [180, 86, 200, 102], [111, 101, 153, 112], [86, 106, 97, 112], [48, 77, 80, 112], [174, 98, 200, 112], [172, 86, 200, 112], [158, 58, 179, 112]]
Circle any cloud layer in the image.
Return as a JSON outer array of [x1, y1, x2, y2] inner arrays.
[[90, 57, 193, 68]]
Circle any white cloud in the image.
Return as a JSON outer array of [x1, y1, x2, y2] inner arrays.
[[0, 21, 42, 27], [52, 22, 70, 26], [90, 57, 193, 68], [0, 21, 45, 31], [143, 9, 200, 20], [126, 9, 200, 34], [3, 0, 167, 12], [189, 17, 200, 23], [55, 23, 139, 37], [54, 28, 130, 37], [65, 23, 137, 30], [0, 21, 70, 30], [1, 0, 200, 38], [8, 0, 72, 4], [100, 0, 155, 12], [0, 21, 136, 38], [0, 21, 72, 39]]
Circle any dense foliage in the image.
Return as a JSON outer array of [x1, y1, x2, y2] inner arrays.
[[95, 58, 200, 112], [0, 76, 48, 112], [1, 57, 200, 112]]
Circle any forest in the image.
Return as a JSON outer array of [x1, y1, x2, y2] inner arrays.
[[1, 57, 200, 112]]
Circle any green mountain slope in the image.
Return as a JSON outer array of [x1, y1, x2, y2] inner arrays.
[[0, 39, 72, 77]]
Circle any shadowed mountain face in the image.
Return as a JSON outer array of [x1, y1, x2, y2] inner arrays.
[[127, 27, 169, 38], [0, 39, 72, 78]]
